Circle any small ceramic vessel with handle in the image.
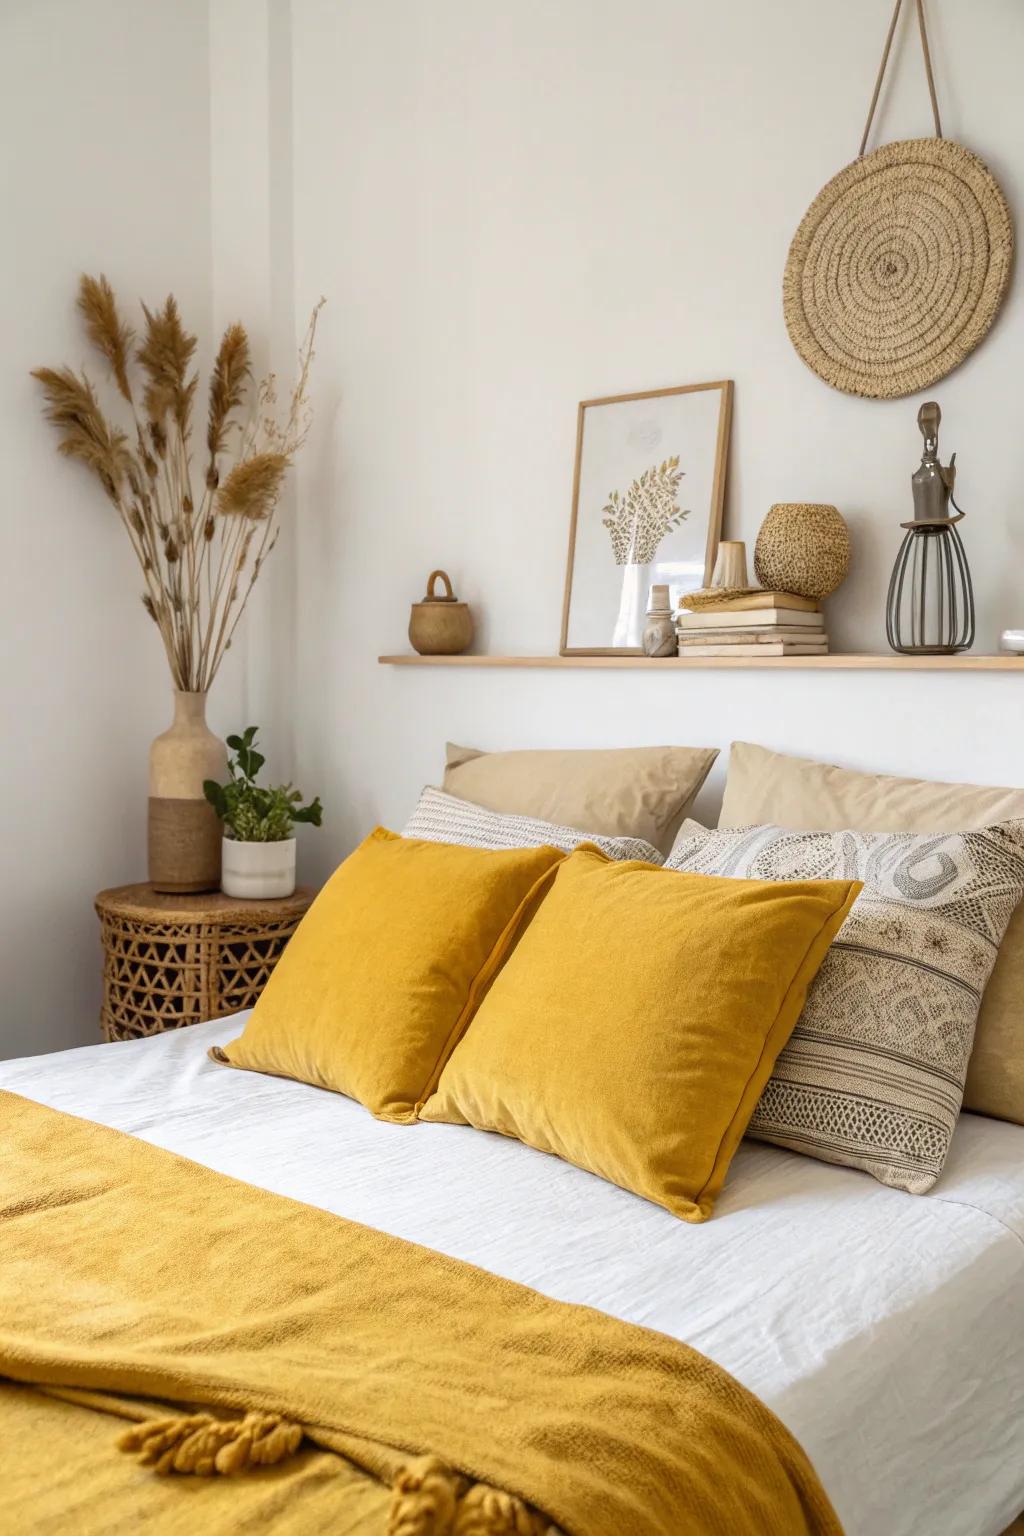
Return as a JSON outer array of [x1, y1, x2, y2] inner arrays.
[[408, 569, 474, 655]]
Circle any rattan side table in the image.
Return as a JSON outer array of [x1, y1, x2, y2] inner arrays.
[[95, 884, 315, 1042]]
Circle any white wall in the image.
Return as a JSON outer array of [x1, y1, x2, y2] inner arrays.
[[0, 0, 238, 1056], [5, 1, 1024, 1056], [283, 0, 1024, 884], [209, 0, 297, 763]]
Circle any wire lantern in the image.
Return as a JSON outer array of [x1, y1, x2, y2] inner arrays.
[[886, 521, 975, 654], [886, 402, 975, 655]]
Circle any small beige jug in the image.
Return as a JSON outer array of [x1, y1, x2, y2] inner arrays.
[[710, 540, 749, 590], [408, 570, 474, 655]]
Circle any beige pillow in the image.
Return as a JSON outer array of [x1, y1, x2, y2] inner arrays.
[[718, 741, 1024, 1125], [667, 818, 1024, 1193], [443, 743, 718, 853]]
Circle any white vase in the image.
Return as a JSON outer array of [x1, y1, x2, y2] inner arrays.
[[612, 562, 650, 649], [221, 838, 297, 899]]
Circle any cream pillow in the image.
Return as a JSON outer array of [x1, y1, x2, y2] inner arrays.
[[443, 743, 717, 853], [717, 741, 1024, 1126], [403, 786, 664, 863], [668, 818, 1024, 1193]]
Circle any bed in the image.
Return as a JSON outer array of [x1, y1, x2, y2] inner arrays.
[[3, 1012, 1023, 1536]]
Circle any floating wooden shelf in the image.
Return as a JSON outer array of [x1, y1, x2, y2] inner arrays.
[[379, 653, 1024, 672]]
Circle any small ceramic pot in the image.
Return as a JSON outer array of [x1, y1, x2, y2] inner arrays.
[[642, 583, 677, 658], [221, 838, 296, 899], [408, 569, 474, 655]]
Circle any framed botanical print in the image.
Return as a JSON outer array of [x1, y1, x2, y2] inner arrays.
[[560, 380, 733, 655]]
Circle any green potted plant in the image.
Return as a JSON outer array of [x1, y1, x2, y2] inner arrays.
[[203, 728, 323, 899]]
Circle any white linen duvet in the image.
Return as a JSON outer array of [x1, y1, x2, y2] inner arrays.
[[3, 1014, 1023, 1536]]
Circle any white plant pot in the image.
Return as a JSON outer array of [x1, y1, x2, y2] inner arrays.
[[220, 837, 296, 899]]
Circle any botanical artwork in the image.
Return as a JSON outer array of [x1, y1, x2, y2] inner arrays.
[[562, 383, 731, 654], [602, 458, 688, 566]]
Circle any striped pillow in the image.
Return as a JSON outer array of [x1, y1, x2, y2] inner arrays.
[[403, 786, 663, 865]]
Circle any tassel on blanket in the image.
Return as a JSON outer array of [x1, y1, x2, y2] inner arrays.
[[118, 1418, 562, 1531], [118, 1410, 303, 1476], [388, 1455, 561, 1536]]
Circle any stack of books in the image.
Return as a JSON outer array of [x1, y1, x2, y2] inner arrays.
[[675, 591, 827, 657]]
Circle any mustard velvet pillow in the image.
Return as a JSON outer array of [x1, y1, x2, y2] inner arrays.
[[420, 848, 860, 1220], [216, 829, 564, 1122]]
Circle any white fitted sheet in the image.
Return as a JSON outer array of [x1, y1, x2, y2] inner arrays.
[[2, 1014, 1023, 1536]]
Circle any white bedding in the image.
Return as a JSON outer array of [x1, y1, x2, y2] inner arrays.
[[2, 1015, 1023, 1536]]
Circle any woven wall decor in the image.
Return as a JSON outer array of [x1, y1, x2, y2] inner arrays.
[[783, 0, 1013, 400]]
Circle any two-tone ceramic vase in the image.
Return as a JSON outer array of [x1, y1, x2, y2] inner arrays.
[[148, 692, 227, 893], [642, 584, 677, 657]]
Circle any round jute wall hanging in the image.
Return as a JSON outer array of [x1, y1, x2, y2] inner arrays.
[[783, 0, 1013, 400]]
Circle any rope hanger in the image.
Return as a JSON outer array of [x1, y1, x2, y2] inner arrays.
[[859, 0, 943, 158]]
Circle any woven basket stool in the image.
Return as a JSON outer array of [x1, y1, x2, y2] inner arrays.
[[95, 884, 315, 1042]]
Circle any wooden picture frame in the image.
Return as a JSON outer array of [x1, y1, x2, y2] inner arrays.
[[560, 380, 733, 656]]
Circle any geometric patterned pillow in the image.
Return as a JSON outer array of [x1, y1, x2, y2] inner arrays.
[[666, 819, 1024, 1193], [403, 785, 664, 865]]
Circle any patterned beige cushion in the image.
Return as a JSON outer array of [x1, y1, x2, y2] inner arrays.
[[667, 818, 1024, 1193], [443, 742, 718, 853], [717, 741, 1024, 1127], [403, 786, 664, 864]]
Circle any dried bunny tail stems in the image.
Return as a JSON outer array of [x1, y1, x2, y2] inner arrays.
[[240, 296, 325, 463], [77, 274, 135, 405], [282, 296, 325, 455]]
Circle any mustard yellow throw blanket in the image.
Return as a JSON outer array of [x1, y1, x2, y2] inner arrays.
[[0, 1091, 843, 1536]]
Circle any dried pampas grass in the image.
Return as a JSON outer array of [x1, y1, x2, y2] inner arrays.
[[32, 366, 133, 500], [77, 275, 135, 405], [216, 453, 289, 521], [137, 296, 198, 439], [207, 323, 250, 478], [33, 274, 324, 691]]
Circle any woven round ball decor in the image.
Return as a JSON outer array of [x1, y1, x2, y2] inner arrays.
[[783, 136, 1013, 400]]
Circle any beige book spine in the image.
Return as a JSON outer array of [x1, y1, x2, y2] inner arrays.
[[677, 627, 829, 645], [676, 610, 825, 631], [677, 642, 831, 656]]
